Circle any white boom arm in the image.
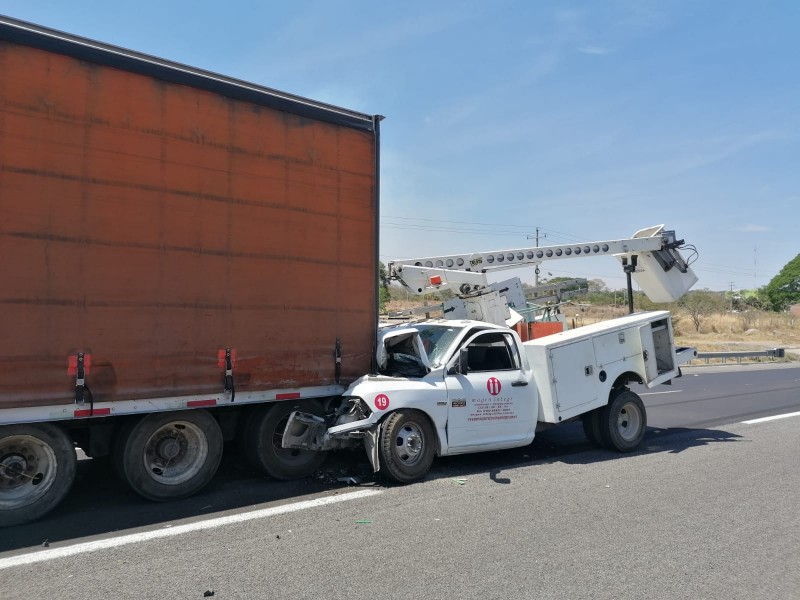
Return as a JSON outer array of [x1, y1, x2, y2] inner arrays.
[[390, 225, 697, 303]]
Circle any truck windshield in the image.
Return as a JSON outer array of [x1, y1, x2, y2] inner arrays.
[[416, 325, 461, 368]]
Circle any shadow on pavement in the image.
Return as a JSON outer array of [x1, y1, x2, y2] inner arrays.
[[0, 443, 374, 554], [424, 422, 745, 485], [1, 424, 743, 553]]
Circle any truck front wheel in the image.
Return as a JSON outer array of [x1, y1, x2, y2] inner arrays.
[[0, 423, 77, 527], [599, 390, 647, 452], [115, 410, 223, 501], [242, 401, 327, 480], [379, 410, 435, 484]]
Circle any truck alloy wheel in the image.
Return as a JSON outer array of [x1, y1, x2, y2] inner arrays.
[[0, 424, 76, 527], [378, 409, 435, 483], [115, 410, 223, 501]]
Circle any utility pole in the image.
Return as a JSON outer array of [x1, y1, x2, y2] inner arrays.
[[526, 227, 547, 287], [754, 246, 757, 288], [729, 282, 735, 312]]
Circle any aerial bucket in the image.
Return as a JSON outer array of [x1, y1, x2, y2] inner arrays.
[[616, 225, 698, 303]]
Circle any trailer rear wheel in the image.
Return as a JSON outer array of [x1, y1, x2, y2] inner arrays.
[[115, 410, 223, 501], [599, 390, 647, 452], [242, 401, 326, 480], [379, 410, 435, 484], [0, 424, 77, 527]]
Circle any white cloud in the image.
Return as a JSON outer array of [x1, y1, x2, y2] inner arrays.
[[734, 224, 771, 233], [578, 45, 613, 55]]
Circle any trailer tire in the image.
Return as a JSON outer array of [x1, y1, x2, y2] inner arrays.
[[0, 423, 77, 527], [599, 389, 647, 452], [115, 410, 223, 502], [378, 410, 435, 484], [242, 401, 326, 480], [581, 409, 608, 449]]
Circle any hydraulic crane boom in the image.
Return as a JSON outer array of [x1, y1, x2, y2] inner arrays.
[[389, 225, 697, 305]]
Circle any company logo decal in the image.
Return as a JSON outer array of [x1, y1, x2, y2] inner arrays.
[[487, 377, 502, 395]]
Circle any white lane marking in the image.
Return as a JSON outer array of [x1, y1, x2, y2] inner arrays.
[[639, 390, 682, 396], [742, 411, 800, 425], [0, 489, 381, 570]]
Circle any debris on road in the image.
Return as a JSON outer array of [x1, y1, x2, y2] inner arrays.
[[336, 476, 361, 485]]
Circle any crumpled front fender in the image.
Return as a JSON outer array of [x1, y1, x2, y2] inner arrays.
[[282, 410, 383, 473]]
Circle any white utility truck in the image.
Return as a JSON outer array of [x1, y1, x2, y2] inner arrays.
[[283, 226, 699, 482]]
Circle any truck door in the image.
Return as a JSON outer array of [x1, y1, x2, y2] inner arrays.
[[445, 331, 534, 450]]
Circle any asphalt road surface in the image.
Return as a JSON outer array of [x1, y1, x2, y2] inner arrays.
[[1, 363, 799, 599]]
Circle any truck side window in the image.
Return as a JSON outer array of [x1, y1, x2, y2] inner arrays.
[[465, 332, 518, 372]]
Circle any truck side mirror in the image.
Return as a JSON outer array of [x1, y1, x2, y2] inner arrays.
[[458, 348, 469, 374], [447, 347, 470, 375]]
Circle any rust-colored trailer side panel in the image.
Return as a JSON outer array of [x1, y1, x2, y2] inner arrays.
[[0, 41, 377, 408]]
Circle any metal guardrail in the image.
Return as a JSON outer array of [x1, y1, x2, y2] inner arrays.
[[693, 348, 786, 364]]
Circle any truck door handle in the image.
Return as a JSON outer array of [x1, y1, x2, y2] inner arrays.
[[511, 381, 528, 387]]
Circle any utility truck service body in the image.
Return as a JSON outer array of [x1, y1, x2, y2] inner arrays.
[[0, 17, 380, 525]]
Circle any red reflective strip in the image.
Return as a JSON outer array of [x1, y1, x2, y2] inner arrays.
[[276, 393, 301, 400], [217, 348, 237, 368], [67, 353, 92, 375], [74, 408, 111, 418], [187, 399, 217, 408]]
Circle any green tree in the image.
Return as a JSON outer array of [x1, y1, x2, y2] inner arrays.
[[764, 254, 800, 311], [378, 261, 390, 312], [678, 290, 725, 331]]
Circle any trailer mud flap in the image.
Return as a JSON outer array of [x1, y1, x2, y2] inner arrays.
[[282, 411, 328, 451]]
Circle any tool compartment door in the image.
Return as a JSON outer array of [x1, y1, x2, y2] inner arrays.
[[549, 338, 599, 418]]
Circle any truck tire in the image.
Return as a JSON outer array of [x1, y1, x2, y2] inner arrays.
[[378, 410, 435, 484], [115, 410, 223, 501], [599, 389, 647, 452], [581, 409, 608, 449], [0, 423, 77, 527], [242, 401, 326, 480]]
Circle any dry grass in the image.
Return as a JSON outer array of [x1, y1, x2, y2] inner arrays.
[[568, 305, 800, 363], [386, 299, 800, 362]]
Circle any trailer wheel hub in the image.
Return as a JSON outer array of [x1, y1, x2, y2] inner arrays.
[[0, 453, 29, 486], [155, 438, 182, 461], [0, 435, 56, 502]]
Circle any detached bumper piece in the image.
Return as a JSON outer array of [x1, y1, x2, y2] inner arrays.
[[282, 412, 329, 451], [282, 409, 381, 472]]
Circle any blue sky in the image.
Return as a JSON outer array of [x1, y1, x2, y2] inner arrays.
[[4, 1, 798, 292]]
